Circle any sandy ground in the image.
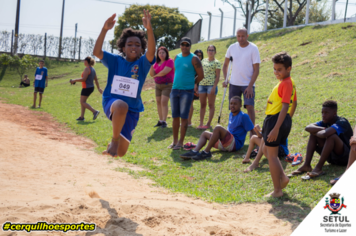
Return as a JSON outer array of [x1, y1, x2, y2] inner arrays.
[[0, 102, 295, 236]]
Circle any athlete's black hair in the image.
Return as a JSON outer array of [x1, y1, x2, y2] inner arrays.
[[116, 28, 147, 56], [322, 100, 338, 110], [272, 52, 292, 69]]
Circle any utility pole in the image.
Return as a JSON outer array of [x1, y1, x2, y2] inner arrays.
[[44, 33, 47, 59], [74, 23, 77, 59], [14, 0, 21, 55], [11, 30, 14, 55], [58, 0, 65, 59], [78, 36, 82, 60]]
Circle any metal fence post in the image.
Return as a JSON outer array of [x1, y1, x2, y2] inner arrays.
[[78, 36, 82, 60], [344, 0, 349, 22], [305, 0, 310, 25], [11, 30, 14, 55], [264, 0, 269, 31], [207, 11, 212, 40], [44, 33, 47, 59], [283, 0, 288, 28], [219, 8, 223, 38], [332, 0, 336, 21]]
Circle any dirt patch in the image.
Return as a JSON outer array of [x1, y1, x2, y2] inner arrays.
[[0, 101, 296, 236], [296, 60, 311, 66], [316, 50, 328, 57], [323, 72, 343, 78], [142, 77, 155, 91], [0, 100, 95, 149]]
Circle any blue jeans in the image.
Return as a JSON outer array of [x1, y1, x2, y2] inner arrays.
[[170, 89, 194, 119]]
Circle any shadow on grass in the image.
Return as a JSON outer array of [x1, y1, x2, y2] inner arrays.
[[77, 121, 96, 125], [266, 193, 312, 231], [0, 66, 7, 83], [147, 127, 173, 142], [85, 199, 142, 236]]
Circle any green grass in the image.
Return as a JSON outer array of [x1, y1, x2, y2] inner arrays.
[[1, 23, 356, 225]]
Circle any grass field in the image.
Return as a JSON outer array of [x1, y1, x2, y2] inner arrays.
[[1, 22, 356, 224]]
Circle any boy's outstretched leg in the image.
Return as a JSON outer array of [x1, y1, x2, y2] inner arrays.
[[265, 145, 289, 198], [203, 125, 229, 153], [242, 135, 261, 164], [180, 130, 212, 160], [244, 139, 265, 172], [103, 100, 129, 157]]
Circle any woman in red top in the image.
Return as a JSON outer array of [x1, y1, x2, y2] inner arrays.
[[149, 47, 174, 128], [70, 56, 103, 121]]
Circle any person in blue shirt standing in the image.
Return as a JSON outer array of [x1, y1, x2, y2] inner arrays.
[[168, 37, 204, 150], [32, 60, 48, 108], [93, 10, 155, 157], [180, 96, 254, 161]]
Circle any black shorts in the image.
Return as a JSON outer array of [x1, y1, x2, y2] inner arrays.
[[34, 87, 44, 94], [262, 113, 292, 147], [20, 82, 30, 87], [81, 87, 94, 97], [316, 142, 349, 166]]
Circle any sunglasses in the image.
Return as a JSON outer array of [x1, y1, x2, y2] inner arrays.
[[181, 43, 190, 47]]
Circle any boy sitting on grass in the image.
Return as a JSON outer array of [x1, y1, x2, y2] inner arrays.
[[289, 100, 353, 180], [330, 125, 356, 185], [93, 10, 155, 157], [180, 96, 254, 161], [262, 52, 297, 198]]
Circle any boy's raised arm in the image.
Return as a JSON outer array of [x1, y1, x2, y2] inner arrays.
[[142, 10, 155, 63], [93, 14, 117, 60]]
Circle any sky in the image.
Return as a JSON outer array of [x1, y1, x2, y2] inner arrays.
[[0, 0, 355, 42]]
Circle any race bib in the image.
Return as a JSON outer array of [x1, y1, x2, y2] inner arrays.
[[35, 75, 43, 80], [111, 75, 139, 98]]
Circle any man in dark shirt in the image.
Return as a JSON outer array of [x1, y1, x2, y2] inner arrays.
[[289, 100, 353, 179]]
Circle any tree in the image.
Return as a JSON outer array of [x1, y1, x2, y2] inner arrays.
[[222, 0, 266, 29], [260, 0, 331, 29], [11, 55, 37, 82], [113, 4, 192, 50]]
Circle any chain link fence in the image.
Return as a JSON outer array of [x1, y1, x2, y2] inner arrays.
[[0, 31, 116, 60]]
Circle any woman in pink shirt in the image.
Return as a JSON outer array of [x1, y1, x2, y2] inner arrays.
[[149, 46, 174, 128]]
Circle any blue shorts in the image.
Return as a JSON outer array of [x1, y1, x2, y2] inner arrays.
[[198, 85, 218, 95], [229, 84, 255, 108], [104, 98, 139, 143], [170, 89, 194, 119]]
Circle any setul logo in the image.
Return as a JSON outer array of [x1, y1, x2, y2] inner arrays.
[[324, 193, 347, 215]]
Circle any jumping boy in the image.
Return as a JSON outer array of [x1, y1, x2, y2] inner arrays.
[[180, 96, 254, 161], [32, 60, 48, 108], [289, 100, 353, 180], [93, 10, 155, 157], [262, 52, 297, 198]]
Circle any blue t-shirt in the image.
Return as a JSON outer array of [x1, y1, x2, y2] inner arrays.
[[316, 116, 353, 148], [101, 51, 155, 113], [228, 111, 254, 150], [34, 67, 48, 88]]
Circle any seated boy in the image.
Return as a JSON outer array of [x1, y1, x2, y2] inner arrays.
[[180, 96, 254, 161], [242, 125, 290, 168], [290, 100, 353, 179], [330, 127, 356, 185]]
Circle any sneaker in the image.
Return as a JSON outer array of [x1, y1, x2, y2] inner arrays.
[[154, 121, 162, 127], [161, 121, 167, 128], [180, 150, 199, 160], [192, 151, 212, 161], [183, 142, 197, 150], [76, 117, 85, 121], [93, 111, 100, 120]]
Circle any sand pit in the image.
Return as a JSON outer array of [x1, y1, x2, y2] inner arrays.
[[0, 102, 295, 236]]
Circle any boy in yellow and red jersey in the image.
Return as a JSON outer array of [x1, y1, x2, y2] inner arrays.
[[262, 52, 297, 198]]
